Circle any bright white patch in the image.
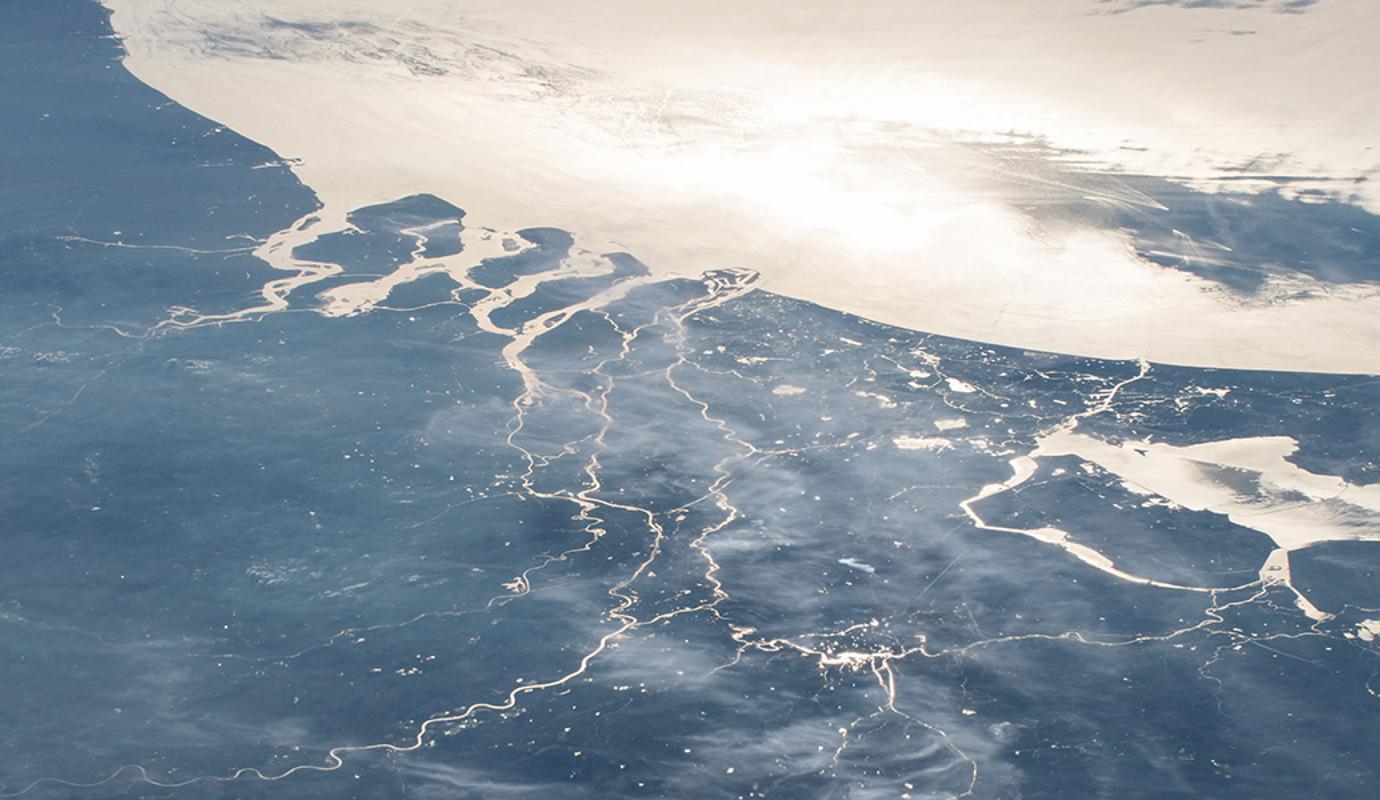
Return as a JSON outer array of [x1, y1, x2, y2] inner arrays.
[[893, 435, 953, 452], [1031, 430, 1380, 621], [1034, 431, 1380, 553], [1356, 619, 1380, 643], [945, 377, 976, 393], [1192, 387, 1231, 399], [1119, 480, 1155, 497], [772, 384, 806, 396], [958, 427, 1380, 620], [100, 0, 1380, 374], [838, 558, 876, 574], [855, 391, 896, 409], [934, 418, 968, 431]]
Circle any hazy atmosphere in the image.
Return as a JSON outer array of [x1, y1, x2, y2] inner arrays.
[[2, 1, 1378, 797]]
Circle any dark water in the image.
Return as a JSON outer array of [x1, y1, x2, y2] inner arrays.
[[2, 3, 1379, 798]]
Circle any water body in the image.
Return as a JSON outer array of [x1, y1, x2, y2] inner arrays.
[[2, 3, 1379, 799], [97, 0, 1380, 373]]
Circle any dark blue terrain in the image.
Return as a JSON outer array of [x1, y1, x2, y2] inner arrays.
[[2, 3, 1379, 799]]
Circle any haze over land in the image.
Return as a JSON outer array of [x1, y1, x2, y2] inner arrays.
[[6, 4, 1380, 796]]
